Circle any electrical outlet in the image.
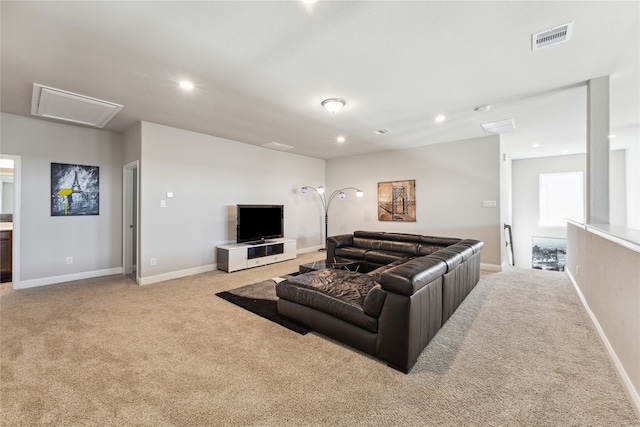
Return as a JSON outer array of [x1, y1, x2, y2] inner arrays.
[[66, 256, 73, 265], [150, 258, 157, 266]]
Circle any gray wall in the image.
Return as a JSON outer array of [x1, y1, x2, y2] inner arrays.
[[136, 122, 326, 283], [512, 154, 586, 269], [325, 135, 502, 267], [512, 152, 627, 270], [566, 222, 640, 412], [0, 113, 123, 286], [2, 115, 506, 285]]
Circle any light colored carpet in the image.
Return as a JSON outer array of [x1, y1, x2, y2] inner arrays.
[[1, 251, 638, 426]]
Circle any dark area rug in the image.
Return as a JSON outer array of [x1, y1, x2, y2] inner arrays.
[[216, 274, 310, 335]]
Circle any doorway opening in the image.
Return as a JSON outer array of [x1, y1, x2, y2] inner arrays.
[[123, 161, 139, 284], [0, 155, 21, 290]]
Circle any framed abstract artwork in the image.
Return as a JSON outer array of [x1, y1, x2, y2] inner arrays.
[[378, 179, 416, 221], [51, 163, 99, 216]]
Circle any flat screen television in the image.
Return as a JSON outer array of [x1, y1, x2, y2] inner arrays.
[[236, 204, 284, 244]]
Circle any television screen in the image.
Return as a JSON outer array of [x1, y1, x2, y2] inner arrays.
[[236, 204, 284, 243]]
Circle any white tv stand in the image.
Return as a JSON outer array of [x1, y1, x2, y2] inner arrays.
[[217, 238, 296, 272]]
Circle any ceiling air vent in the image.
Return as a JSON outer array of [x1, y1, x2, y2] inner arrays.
[[262, 141, 294, 151], [532, 22, 573, 51], [31, 83, 123, 128], [481, 119, 516, 134]]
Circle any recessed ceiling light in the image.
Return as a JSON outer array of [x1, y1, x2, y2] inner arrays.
[[532, 143, 541, 148], [336, 136, 345, 143], [373, 128, 391, 135], [562, 150, 569, 154], [179, 80, 194, 91], [608, 134, 617, 139], [435, 115, 446, 123], [301, 0, 317, 4]]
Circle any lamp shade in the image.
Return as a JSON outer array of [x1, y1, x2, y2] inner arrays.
[[321, 98, 345, 114]]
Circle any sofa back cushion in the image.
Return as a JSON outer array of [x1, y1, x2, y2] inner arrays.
[[382, 232, 422, 243], [354, 230, 385, 240], [420, 236, 462, 246], [352, 238, 421, 255], [417, 244, 446, 256], [353, 237, 383, 250]]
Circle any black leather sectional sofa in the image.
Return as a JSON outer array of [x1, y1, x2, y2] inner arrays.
[[275, 231, 484, 373]]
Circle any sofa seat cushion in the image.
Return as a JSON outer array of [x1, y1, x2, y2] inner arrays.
[[335, 246, 369, 260], [275, 269, 379, 333], [365, 250, 412, 265], [366, 258, 411, 281]]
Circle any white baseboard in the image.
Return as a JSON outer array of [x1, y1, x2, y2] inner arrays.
[[15, 267, 123, 290], [297, 245, 324, 254], [138, 264, 217, 286], [567, 270, 640, 419], [480, 263, 502, 272]]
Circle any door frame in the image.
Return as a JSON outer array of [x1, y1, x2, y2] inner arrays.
[[122, 160, 139, 284], [0, 154, 21, 288]]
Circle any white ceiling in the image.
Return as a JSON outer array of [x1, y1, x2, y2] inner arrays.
[[1, 1, 638, 160]]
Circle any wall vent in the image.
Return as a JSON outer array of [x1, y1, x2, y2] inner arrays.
[[481, 119, 516, 134], [31, 83, 123, 128], [532, 22, 573, 51], [262, 141, 294, 151]]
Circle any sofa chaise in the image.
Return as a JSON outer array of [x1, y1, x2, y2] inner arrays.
[[276, 231, 484, 373]]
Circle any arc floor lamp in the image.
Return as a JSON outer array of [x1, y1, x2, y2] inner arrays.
[[301, 185, 364, 250]]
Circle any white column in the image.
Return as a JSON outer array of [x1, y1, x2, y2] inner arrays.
[[587, 76, 610, 224]]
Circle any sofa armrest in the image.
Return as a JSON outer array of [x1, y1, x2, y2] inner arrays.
[[326, 234, 353, 262], [378, 256, 447, 296]]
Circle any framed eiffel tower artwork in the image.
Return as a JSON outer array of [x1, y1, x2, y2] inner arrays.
[[378, 179, 416, 221], [51, 163, 99, 216]]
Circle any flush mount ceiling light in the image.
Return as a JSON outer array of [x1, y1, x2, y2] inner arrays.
[[434, 114, 446, 123], [336, 136, 346, 143], [321, 98, 345, 114]]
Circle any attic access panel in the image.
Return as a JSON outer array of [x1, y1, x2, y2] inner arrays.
[[31, 84, 123, 128]]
